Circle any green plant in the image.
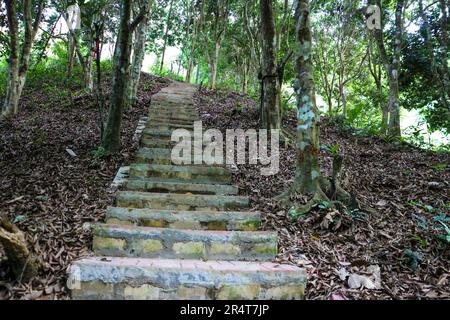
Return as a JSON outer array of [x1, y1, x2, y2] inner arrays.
[[92, 146, 106, 161], [33, 130, 48, 146], [403, 249, 422, 270], [321, 144, 341, 158], [431, 163, 447, 172]]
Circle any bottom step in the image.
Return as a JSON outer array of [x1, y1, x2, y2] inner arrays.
[[68, 257, 306, 300]]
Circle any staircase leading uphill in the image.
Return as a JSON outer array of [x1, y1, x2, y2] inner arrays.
[[67, 81, 307, 300]]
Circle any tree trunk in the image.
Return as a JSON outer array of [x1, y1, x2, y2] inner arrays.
[[128, 5, 148, 107], [292, 0, 322, 194], [387, 0, 404, 138], [2, 0, 44, 117], [102, 0, 134, 153], [372, 0, 404, 138], [160, 0, 174, 73], [208, 41, 221, 89], [260, 0, 281, 130], [84, 52, 94, 91], [0, 218, 40, 282]]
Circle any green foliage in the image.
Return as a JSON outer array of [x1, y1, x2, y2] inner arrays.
[[0, 59, 7, 97], [92, 146, 107, 161], [403, 249, 422, 270], [431, 163, 447, 173], [32, 129, 48, 146], [150, 64, 184, 82]]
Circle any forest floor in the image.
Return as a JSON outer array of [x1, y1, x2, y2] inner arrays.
[[0, 72, 170, 299], [0, 75, 448, 300], [195, 88, 449, 300]]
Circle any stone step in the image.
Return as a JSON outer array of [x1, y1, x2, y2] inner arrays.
[[129, 164, 231, 184], [105, 207, 260, 231], [148, 108, 197, 114], [147, 117, 195, 125], [92, 224, 277, 261], [135, 148, 223, 167], [143, 128, 202, 140], [147, 114, 198, 122], [115, 191, 249, 211], [152, 97, 195, 105], [149, 106, 197, 112], [145, 122, 194, 130], [69, 257, 306, 300], [126, 178, 238, 195], [141, 138, 177, 149]]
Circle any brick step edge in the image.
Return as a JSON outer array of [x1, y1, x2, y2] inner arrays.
[[93, 224, 277, 261], [68, 257, 307, 300], [105, 207, 261, 231]]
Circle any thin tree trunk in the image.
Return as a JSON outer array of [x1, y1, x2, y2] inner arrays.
[[372, 0, 404, 138], [102, 0, 148, 153], [208, 41, 221, 89], [159, 0, 174, 73], [292, 0, 322, 194], [128, 3, 149, 107], [260, 0, 281, 130], [2, 0, 44, 116]]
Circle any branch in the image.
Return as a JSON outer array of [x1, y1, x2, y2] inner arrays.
[[130, 5, 150, 31]]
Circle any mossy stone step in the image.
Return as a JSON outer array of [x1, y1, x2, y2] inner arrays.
[[147, 114, 198, 122], [129, 164, 231, 184], [145, 122, 194, 130], [115, 191, 249, 211], [105, 207, 260, 231], [69, 257, 306, 300], [147, 117, 195, 125], [126, 178, 238, 195], [135, 148, 224, 167], [93, 224, 277, 261]]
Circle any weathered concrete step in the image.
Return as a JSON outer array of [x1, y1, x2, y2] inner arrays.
[[129, 164, 231, 184], [152, 96, 195, 105], [93, 224, 277, 261], [105, 207, 260, 231], [126, 178, 238, 195], [147, 117, 195, 125], [143, 128, 202, 140], [135, 148, 224, 167], [141, 138, 177, 149], [69, 257, 306, 300], [145, 122, 194, 130], [147, 114, 198, 122], [141, 138, 210, 149], [148, 109, 197, 116], [149, 104, 198, 113], [115, 191, 249, 211]]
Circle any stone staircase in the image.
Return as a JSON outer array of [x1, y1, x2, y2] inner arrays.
[[68, 81, 307, 300]]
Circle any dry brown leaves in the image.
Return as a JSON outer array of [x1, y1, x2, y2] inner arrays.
[[195, 87, 450, 300], [0, 73, 170, 300]]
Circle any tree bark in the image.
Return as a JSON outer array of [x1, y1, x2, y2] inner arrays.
[[372, 0, 404, 138], [260, 0, 281, 130], [0, 218, 40, 282], [160, 0, 174, 73], [128, 1, 149, 107], [102, 0, 148, 153], [292, 0, 322, 194], [2, 0, 45, 116]]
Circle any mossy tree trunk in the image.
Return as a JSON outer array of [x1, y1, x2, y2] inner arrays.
[[127, 0, 150, 107], [260, 0, 281, 130], [102, 0, 149, 153], [2, 0, 45, 117], [291, 0, 323, 195], [372, 0, 405, 138]]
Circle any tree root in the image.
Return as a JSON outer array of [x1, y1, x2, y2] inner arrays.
[[0, 218, 40, 282]]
